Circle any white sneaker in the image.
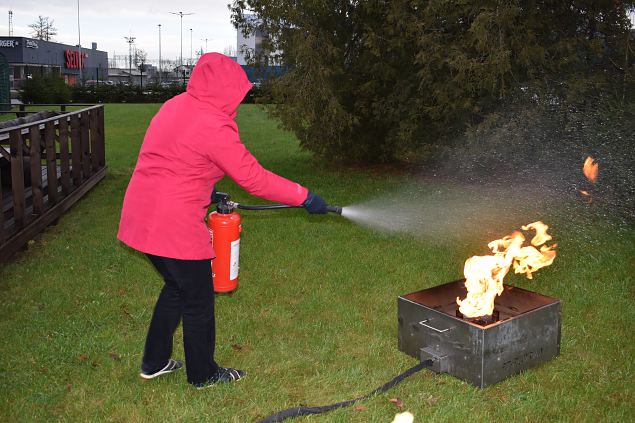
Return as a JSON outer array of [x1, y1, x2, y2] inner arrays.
[[194, 367, 245, 389], [139, 359, 183, 379]]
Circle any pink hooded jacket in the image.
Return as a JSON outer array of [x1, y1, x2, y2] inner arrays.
[[117, 53, 308, 259]]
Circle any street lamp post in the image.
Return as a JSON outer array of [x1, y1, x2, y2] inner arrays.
[[77, 0, 83, 85], [189, 28, 193, 66], [170, 11, 193, 69], [158, 24, 162, 84], [124, 36, 136, 85]]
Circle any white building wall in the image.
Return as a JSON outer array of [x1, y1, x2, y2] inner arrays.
[[236, 14, 258, 65]]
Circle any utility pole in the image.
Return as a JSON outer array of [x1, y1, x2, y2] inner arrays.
[[125, 36, 136, 84], [169, 11, 193, 69], [8, 10, 13, 36], [189, 28, 193, 66], [77, 0, 83, 85], [201, 38, 208, 53], [158, 24, 162, 84]]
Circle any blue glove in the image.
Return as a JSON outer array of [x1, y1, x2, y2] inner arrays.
[[302, 191, 329, 214]]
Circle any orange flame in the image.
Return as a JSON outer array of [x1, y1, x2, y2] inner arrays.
[[456, 222, 557, 318], [583, 156, 598, 184]]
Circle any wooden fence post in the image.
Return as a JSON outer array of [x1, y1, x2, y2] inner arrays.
[[80, 112, 91, 178], [9, 129, 26, 228], [45, 121, 59, 205], [58, 117, 72, 196], [29, 124, 44, 215], [89, 109, 100, 172], [98, 106, 106, 167], [70, 114, 81, 186]]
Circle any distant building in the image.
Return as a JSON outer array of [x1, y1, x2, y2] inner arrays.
[[107, 68, 138, 85], [173, 64, 194, 79], [108, 64, 160, 86], [236, 14, 284, 83], [0, 37, 108, 89]]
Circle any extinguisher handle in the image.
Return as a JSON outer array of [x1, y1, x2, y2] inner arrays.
[[326, 205, 343, 215]]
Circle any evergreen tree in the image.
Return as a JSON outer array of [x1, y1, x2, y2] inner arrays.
[[231, 1, 634, 163]]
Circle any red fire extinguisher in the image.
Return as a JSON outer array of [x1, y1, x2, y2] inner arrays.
[[207, 193, 242, 293], [207, 191, 342, 293]]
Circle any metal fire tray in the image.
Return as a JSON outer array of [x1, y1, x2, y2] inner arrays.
[[398, 279, 561, 388]]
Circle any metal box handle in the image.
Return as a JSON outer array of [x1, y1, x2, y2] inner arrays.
[[419, 319, 453, 333]]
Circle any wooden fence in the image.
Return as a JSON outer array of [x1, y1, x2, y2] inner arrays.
[[0, 105, 106, 261]]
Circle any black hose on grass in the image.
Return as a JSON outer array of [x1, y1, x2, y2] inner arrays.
[[256, 359, 434, 423]]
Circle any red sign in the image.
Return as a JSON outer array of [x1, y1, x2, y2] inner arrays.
[[65, 50, 87, 69]]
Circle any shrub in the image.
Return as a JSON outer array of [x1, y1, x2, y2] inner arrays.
[[20, 73, 71, 104], [71, 83, 186, 103]]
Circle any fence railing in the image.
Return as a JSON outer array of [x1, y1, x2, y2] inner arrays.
[[0, 104, 106, 261], [0, 103, 97, 117]]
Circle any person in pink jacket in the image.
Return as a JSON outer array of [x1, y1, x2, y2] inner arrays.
[[118, 53, 330, 388]]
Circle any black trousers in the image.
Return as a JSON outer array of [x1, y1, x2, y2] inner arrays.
[[142, 254, 219, 384]]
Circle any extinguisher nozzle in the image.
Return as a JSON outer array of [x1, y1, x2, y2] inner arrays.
[[327, 205, 343, 215]]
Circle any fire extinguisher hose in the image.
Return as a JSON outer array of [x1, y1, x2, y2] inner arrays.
[[256, 359, 434, 423], [235, 203, 343, 214], [236, 204, 299, 211], [212, 191, 342, 214]]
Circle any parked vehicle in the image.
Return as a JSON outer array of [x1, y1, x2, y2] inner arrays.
[[85, 80, 114, 86]]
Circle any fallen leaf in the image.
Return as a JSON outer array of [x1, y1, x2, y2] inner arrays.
[[117, 288, 126, 296], [66, 384, 72, 392], [109, 352, 122, 361], [231, 344, 243, 351], [354, 405, 367, 411], [91, 360, 98, 368], [77, 354, 88, 362], [389, 398, 404, 409]]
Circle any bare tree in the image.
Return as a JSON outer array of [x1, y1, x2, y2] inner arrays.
[[28, 16, 57, 41], [135, 49, 148, 88], [134, 49, 148, 68]]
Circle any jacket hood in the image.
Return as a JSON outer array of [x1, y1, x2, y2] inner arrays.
[[186, 53, 252, 116]]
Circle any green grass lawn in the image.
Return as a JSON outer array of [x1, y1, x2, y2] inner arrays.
[[1, 104, 633, 422]]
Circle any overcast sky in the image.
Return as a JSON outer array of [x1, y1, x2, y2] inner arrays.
[[1, 1, 237, 64]]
